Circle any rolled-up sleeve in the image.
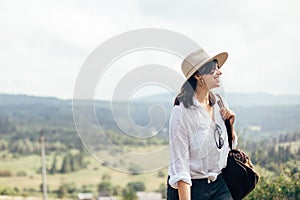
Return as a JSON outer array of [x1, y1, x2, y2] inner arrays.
[[168, 106, 191, 189]]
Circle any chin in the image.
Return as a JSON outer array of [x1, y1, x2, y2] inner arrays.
[[214, 83, 221, 87], [209, 85, 220, 90]]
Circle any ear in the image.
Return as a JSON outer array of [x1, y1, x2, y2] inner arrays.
[[194, 74, 202, 81]]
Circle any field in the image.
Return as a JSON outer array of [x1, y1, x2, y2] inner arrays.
[[1, 138, 300, 199], [0, 148, 169, 198]]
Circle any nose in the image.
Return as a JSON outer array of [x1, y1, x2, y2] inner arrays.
[[216, 68, 222, 75]]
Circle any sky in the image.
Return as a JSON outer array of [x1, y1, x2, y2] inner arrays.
[[1, 0, 300, 100]]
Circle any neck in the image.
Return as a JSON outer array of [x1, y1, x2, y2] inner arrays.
[[195, 87, 210, 106]]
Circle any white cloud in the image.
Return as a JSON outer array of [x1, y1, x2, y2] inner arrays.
[[0, 0, 300, 99]]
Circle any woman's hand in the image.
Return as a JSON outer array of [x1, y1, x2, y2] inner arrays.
[[220, 108, 236, 141], [220, 108, 235, 125]]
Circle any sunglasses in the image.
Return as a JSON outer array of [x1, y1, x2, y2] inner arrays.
[[198, 60, 219, 75], [214, 123, 224, 149]]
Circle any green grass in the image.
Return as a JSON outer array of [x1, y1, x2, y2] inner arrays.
[[4, 141, 297, 198], [0, 149, 168, 196]]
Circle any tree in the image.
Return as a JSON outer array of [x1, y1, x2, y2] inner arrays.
[[49, 155, 58, 174], [157, 183, 167, 199], [57, 184, 68, 198], [102, 173, 111, 181], [60, 154, 72, 173], [59, 152, 86, 173], [98, 182, 113, 197], [245, 171, 300, 199], [158, 170, 165, 177], [127, 181, 145, 192], [57, 183, 77, 198], [75, 153, 85, 169], [0, 140, 8, 151], [122, 187, 137, 200]]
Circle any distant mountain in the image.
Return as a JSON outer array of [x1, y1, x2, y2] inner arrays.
[[1, 93, 300, 136], [132, 93, 175, 104], [0, 93, 70, 106], [2, 92, 300, 107], [226, 93, 300, 106], [134, 92, 300, 107]]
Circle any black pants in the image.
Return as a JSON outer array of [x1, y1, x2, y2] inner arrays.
[[167, 174, 233, 200]]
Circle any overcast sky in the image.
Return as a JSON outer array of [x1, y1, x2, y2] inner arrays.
[[1, 0, 300, 100]]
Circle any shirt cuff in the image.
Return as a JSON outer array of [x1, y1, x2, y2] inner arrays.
[[168, 173, 192, 189]]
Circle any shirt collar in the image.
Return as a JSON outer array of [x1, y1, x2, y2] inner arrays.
[[191, 96, 202, 109]]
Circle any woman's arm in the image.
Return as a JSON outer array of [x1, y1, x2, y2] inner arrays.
[[178, 181, 191, 200], [168, 106, 192, 190]]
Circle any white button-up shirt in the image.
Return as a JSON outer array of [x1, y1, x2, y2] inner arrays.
[[168, 96, 238, 189]]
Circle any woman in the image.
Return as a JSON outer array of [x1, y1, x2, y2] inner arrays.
[[167, 48, 238, 200]]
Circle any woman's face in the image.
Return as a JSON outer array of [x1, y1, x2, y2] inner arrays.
[[202, 62, 222, 90]]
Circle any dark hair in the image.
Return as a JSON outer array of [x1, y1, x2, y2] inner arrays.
[[198, 59, 218, 75], [174, 60, 217, 108]]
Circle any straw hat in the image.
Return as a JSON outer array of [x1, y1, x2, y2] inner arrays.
[[181, 48, 228, 79]]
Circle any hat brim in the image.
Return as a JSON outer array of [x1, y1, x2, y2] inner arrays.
[[212, 52, 228, 69], [186, 52, 228, 80]]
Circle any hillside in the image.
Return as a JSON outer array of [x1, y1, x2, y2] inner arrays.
[[0, 93, 300, 199], [1, 92, 300, 152], [1, 93, 300, 137]]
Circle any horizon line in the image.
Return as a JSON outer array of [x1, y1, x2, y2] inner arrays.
[[1, 91, 300, 102]]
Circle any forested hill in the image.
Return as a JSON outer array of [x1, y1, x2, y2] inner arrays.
[[0, 93, 68, 106], [226, 93, 300, 106], [133, 92, 300, 106], [1, 93, 300, 199], [1, 93, 300, 139], [1, 92, 300, 106]]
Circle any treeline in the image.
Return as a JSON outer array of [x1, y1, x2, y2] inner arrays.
[[0, 152, 88, 178], [48, 152, 87, 174], [0, 130, 166, 157], [105, 130, 167, 147], [240, 131, 300, 165], [240, 131, 300, 152], [0, 116, 16, 134], [0, 116, 84, 156], [245, 166, 300, 200], [251, 145, 300, 169], [236, 131, 300, 199], [233, 105, 300, 132], [0, 136, 82, 157], [0, 115, 167, 157]]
